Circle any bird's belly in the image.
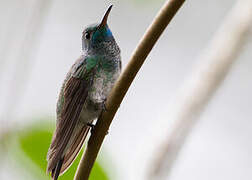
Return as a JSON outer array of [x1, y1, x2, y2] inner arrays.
[[79, 68, 120, 124], [79, 102, 102, 124], [88, 69, 120, 103], [89, 76, 108, 103]]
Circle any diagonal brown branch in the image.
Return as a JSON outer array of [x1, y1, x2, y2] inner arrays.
[[74, 0, 186, 179]]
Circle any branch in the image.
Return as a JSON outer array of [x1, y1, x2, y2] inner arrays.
[[148, 0, 252, 179], [74, 0, 186, 179]]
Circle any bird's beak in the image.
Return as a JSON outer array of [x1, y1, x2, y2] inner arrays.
[[98, 5, 113, 29]]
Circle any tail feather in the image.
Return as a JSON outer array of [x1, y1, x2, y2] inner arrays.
[[60, 125, 90, 174], [52, 158, 64, 180], [47, 125, 90, 178]]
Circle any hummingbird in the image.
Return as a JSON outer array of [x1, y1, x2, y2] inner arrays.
[[46, 5, 121, 180]]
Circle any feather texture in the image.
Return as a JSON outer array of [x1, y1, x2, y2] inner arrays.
[[47, 76, 89, 174], [60, 125, 90, 174]]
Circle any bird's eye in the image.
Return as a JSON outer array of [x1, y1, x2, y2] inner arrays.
[[85, 32, 91, 39]]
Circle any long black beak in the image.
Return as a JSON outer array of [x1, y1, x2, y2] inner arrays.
[[98, 5, 113, 29]]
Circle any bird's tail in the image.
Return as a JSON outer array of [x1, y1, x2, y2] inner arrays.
[[52, 157, 64, 180], [47, 125, 90, 179]]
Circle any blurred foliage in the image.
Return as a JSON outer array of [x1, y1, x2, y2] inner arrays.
[[9, 119, 109, 180]]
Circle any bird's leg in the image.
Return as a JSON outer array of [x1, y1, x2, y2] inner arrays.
[[87, 122, 109, 135], [102, 98, 108, 112], [87, 123, 95, 133], [87, 99, 109, 135]]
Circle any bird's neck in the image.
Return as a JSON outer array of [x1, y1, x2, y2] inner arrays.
[[82, 41, 120, 58]]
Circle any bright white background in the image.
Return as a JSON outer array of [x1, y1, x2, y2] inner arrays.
[[0, 0, 251, 179]]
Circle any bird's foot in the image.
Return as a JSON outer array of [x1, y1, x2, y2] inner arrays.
[[102, 98, 108, 112], [87, 123, 109, 135], [87, 123, 95, 133]]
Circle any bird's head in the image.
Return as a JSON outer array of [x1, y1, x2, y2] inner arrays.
[[82, 5, 116, 54]]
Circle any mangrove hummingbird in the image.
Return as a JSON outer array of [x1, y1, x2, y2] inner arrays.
[[46, 5, 121, 180]]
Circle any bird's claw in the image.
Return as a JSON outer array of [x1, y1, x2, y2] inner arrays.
[[87, 123, 95, 133], [87, 123, 109, 135], [102, 98, 108, 112]]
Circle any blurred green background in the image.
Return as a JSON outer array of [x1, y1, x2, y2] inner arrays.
[[2, 118, 108, 180]]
